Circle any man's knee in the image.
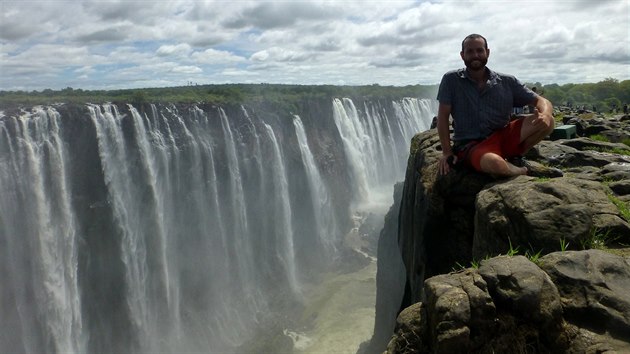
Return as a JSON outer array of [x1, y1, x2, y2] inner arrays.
[[479, 153, 506, 173], [541, 117, 555, 135], [522, 115, 555, 139]]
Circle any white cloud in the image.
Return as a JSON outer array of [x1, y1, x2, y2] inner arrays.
[[171, 65, 202, 74], [221, 68, 259, 77], [156, 43, 192, 57], [4, 44, 97, 71], [0, 0, 628, 90], [74, 66, 95, 75], [191, 49, 246, 64], [221, 1, 344, 29], [77, 27, 131, 43], [250, 50, 270, 62], [250, 47, 314, 63]]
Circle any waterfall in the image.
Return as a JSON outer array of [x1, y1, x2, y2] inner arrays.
[[332, 97, 437, 208], [0, 108, 85, 353], [218, 107, 258, 298], [263, 123, 301, 294], [0, 96, 436, 353], [293, 115, 339, 254], [89, 104, 168, 350], [332, 98, 371, 203], [393, 98, 434, 142]]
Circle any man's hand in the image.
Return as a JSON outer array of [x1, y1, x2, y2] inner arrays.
[[529, 108, 543, 123], [436, 102, 455, 175], [528, 108, 554, 129], [532, 96, 554, 126], [438, 153, 456, 175], [534, 108, 553, 123]]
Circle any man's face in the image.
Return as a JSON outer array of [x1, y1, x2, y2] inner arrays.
[[460, 37, 489, 71]]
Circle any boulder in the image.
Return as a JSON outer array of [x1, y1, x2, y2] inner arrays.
[[385, 302, 429, 354], [474, 177, 630, 259], [376, 112, 630, 353], [478, 256, 562, 328], [558, 137, 630, 154], [424, 269, 495, 353], [609, 179, 630, 196], [539, 249, 630, 341], [601, 162, 630, 181], [384, 252, 630, 354]]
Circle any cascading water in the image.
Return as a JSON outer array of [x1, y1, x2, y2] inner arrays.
[[293, 115, 338, 254], [332, 97, 435, 209], [332, 98, 372, 203], [0, 96, 436, 353], [263, 122, 301, 295], [0, 107, 85, 354]]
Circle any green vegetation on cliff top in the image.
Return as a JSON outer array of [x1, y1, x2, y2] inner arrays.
[[0, 83, 439, 107], [1, 78, 628, 110], [527, 78, 629, 113]]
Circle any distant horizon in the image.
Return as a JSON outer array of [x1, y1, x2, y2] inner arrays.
[[1, 0, 628, 91], [2, 77, 628, 94]]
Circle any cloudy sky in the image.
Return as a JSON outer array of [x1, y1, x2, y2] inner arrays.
[[1, 0, 628, 91]]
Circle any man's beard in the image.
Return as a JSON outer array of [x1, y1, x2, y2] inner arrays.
[[464, 58, 487, 71]]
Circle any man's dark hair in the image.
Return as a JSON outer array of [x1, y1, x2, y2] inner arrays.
[[461, 34, 488, 51]]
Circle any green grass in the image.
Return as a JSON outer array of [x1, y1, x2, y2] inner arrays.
[[525, 249, 543, 265], [453, 261, 467, 272], [586, 135, 630, 156], [533, 177, 551, 182], [585, 190, 630, 250], [608, 194, 630, 223], [559, 238, 570, 251], [589, 134, 609, 142], [452, 242, 543, 270], [580, 227, 619, 250], [578, 112, 596, 120], [584, 146, 630, 156], [507, 237, 520, 256], [452, 255, 490, 272], [470, 260, 480, 269]]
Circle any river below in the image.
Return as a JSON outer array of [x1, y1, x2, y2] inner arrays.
[[286, 209, 382, 354]]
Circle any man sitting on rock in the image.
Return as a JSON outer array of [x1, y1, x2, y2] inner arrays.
[[436, 33, 562, 178]]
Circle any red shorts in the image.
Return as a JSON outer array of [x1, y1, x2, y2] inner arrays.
[[461, 118, 526, 172]]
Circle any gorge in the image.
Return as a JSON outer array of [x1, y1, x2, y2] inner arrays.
[[0, 91, 437, 353]]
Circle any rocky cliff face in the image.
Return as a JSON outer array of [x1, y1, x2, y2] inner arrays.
[[369, 112, 630, 353]]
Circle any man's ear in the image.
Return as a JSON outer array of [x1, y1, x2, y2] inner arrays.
[[460, 51, 464, 60], [487, 48, 490, 57]]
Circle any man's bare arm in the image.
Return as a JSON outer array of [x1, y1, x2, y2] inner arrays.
[[534, 95, 554, 124]]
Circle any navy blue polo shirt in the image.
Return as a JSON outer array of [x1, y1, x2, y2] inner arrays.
[[437, 67, 536, 141]]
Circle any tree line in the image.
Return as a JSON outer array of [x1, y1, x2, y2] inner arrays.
[[0, 83, 439, 107], [0, 79, 627, 110], [526, 78, 629, 113]]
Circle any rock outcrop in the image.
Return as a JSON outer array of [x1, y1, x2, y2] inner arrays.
[[371, 113, 630, 353], [386, 251, 630, 353]]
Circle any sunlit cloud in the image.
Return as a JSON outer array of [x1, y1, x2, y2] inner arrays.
[[0, 0, 627, 90]]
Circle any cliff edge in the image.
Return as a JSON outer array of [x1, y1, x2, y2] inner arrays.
[[368, 112, 630, 353]]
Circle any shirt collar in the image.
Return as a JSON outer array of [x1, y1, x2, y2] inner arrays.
[[457, 67, 500, 82]]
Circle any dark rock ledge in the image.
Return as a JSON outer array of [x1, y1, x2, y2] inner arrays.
[[376, 114, 630, 353]]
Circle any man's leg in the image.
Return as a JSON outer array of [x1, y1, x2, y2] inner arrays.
[[468, 130, 528, 177], [504, 114, 563, 178], [479, 152, 527, 177], [519, 110, 555, 152]]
